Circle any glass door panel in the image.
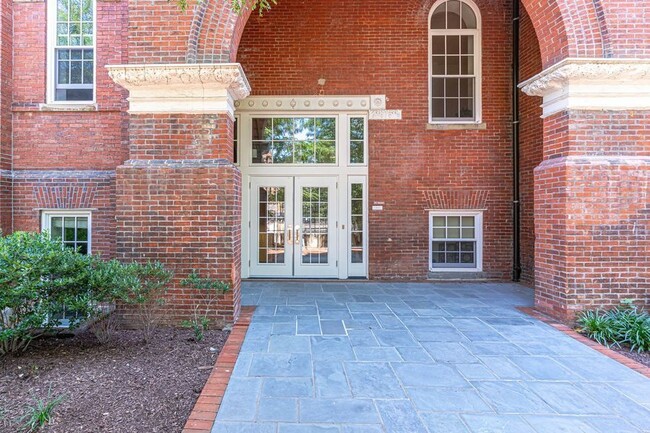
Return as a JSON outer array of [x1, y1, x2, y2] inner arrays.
[[250, 177, 294, 277], [294, 177, 338, 278]]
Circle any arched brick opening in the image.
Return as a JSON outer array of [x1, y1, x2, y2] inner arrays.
[[190, 0, 609, 67]]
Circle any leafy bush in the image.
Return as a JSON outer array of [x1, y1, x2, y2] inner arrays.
[[180, 272, 230, 342], [119, 261, 173, 342], [577, 303, 650, 352], [0, 231, 173, 354], [0, 232, 98, 355]]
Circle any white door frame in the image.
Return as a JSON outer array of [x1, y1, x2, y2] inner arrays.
[[238, 104, 370, 279]]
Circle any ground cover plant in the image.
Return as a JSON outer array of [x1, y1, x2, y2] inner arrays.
[[577, 301, 650, 366]]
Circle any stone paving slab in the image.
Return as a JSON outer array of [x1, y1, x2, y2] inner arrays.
[[212, 282, 650, 433]]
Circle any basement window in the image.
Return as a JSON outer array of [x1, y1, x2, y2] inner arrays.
[[48, 0, 96, 103], [429, 211, 483, 272]]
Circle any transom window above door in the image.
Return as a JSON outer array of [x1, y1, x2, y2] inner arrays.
[[251, 117, 337, 164]]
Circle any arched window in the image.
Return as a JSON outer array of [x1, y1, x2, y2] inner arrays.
[[429, 0, 481, 123]]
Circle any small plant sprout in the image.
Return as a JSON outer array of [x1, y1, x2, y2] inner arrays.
[[18, 391, 65, 432]]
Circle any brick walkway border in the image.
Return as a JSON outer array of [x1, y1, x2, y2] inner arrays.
[[182, 306, 256, 433], [518, 307, 650, 379]]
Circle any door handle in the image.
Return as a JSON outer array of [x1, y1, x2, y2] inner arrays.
[[287, 226, 292, 245], [295, 226, 301, 245]]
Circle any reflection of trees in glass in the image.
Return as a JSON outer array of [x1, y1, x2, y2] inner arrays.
[[349, 118, 365, 164], [252, 117, 337, 164]]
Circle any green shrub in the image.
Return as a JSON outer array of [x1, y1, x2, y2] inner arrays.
[[119, 261, 173, 342], [0, 231, 173, 354], [577, 303, 650, 353], [180, 271, 230, 342], [0, 232, 98, 355]]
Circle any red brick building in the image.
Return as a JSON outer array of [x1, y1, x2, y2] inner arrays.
[[1, 0, 648, 323]]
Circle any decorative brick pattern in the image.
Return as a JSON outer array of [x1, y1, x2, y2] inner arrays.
[[519, 307, 650, 379], [420, 189, 490, 211], [182, 306, 254, 433]]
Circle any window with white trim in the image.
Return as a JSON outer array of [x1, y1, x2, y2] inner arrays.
[[429, 211, 482, 271], [429, 0, 481, 123], [42, 211, 91, 255], [48, 0, 96, 102]]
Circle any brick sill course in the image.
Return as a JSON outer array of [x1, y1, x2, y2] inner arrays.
[[518, 307, 650, 379], [182, 306, 255, 433]]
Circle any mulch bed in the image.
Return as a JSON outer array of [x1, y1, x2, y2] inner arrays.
[[0, 328, 228, 433], [613, 347, 650, 368]]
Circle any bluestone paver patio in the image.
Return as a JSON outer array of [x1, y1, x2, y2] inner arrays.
[[211, 282, 650, 433]]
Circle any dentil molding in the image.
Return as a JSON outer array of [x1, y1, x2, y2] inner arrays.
[[106, 63, 251, 118], [519, 58, 650, 117]]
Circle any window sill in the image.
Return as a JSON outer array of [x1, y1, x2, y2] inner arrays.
[[427, 122, 487, 130], [38, 103, 98, 112]]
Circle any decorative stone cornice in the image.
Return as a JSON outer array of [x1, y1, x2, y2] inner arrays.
[[235, 95, 402, 120], [106, 63, 251, 118], [519, 58, 650, 117]]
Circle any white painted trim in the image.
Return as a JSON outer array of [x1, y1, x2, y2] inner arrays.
[[46, 0, 97, 104], [519, 58, 650, 117], [429, 210, 483, 273], [428, 0, 482, 124], [236, 95, 386, 112], [106, 63, 251, 119], [347, 176, 368, 278], [41, 210, 93, 255]]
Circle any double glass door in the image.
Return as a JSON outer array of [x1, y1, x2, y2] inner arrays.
[[250, 176, 338, 278]]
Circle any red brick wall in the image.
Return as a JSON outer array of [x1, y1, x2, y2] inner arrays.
[[518, 5, 544, 286], [239, 0, 514, 279], [11, 172, 117, 258], [116, 160, 242, 324], [535, 111, 650, 319]]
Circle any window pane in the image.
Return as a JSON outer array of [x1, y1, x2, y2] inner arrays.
[[461, 56, 474, 75], [460, 98, 474, 118], [351, 183, 363, 200], [445, 99, 459, 118], [57, 0, 69, 20], [78, 243, 89, 255], [253, 141, 271, 163], [433, 228, 446, 238], [432, 216, 446, 227], [57, 60, 69, 85], [460, 78, 473, 97], [430, 3, 446, 29], [461, 252, 475, 264], [445, 78, 459, 97], [273, 141, 293, 164], [315, 141, 336, 163], [432, 78, 444, 98], [350, 141, 364, 164], [350, 117, 364, 140], [461, 241, 475, 251], [447, 56, 460, 75], [447, 0, 461, 29], [64, 217, 76, 242], [432, 56, 446, 75], [461, 35, 474, 54], [252, 118, 272, 141], [273, 118, 294, 140], [432, 99, 445, 118], [316, 118, 335, 140], [431, 36, 445, 55], [77, 218, 88, 241], [448, 216, 461, 226], [51, 217, 63, 240], [462, 227, 475, 238], [448, 227, 461, 238], [83, 60, 93, 84], [447, 36, 460, 55], [295, 140, 315, 164], [447, 252, 460, 263], [461, 3, 477, 29]]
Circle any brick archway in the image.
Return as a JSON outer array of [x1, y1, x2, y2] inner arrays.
[[189, 0, 609, 67]]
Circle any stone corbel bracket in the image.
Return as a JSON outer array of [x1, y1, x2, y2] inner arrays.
[[106, 63, 251, 119], [519, 58, 650, 118]]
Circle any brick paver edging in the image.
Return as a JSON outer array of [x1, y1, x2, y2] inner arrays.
[[518, 307, 650, 379], [182, 306, 256, 433]]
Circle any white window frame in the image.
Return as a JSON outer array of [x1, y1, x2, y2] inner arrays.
[[429, 210, 483, 272], [234, 114, 241, 165], [348, 116, 368, 166], [46, 0, 97, 105], [41, 210, 93, 254], [428, 0, 482, 124]]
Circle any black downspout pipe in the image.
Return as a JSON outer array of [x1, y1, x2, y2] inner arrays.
[[512, 0, 522, 282]]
